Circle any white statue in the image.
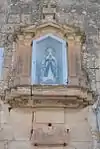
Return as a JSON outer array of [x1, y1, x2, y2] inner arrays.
[[41, 48, 57, 84]]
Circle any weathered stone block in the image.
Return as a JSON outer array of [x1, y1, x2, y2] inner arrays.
[[0, 33, 6, 41], [9, 141, 32, 149], [8, 14, 20, 24], [21, 4, 32, 14], [35, 108, 64, 124], [0, 33, 6, 46], [70, 142, 92, 149], [10, 4, 21, 14], [21, 14, 31, 24], [0, 14, 6, 24], [1, 25, 14, 33], [32, 126, 68, 146]]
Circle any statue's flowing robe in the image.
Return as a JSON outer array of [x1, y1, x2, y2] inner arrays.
[[44, 57, 57, 78]]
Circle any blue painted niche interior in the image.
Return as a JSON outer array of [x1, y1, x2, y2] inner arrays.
[[31, 34, 68, 85]]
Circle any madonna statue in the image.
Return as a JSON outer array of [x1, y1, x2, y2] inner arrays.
[[40, 48, 57, 84]]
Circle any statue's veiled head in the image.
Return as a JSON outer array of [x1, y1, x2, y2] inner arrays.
[[46, 48, 55, 57], [47, 48, 53, 53]]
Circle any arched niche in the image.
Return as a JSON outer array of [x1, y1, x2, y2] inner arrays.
[[13, 22, 85, 86], [31, 34, 68, 85]]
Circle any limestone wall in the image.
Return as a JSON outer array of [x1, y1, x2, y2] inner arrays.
[[0, 101, 93, 149]]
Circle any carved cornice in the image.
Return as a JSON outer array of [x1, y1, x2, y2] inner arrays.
[[5, 85, 93, 108], [12, 22, 85, 45]]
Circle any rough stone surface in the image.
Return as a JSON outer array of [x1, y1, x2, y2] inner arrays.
[[0, 0, 99, 95]]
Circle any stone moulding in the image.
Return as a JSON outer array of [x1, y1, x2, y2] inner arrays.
[[5, 85, 93, 108], [12, 22, 86, 45]]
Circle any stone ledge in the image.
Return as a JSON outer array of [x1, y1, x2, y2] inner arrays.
[[5, 85, 91, 99], [4, 85, 93, 108]]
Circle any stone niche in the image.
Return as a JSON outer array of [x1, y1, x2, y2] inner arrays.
[[5, 21, 92, 108], [13, 22, 86, 87], [31, 34, 67, 85]]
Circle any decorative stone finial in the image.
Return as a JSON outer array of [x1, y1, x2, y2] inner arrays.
[[42, 0, 57, 22]]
